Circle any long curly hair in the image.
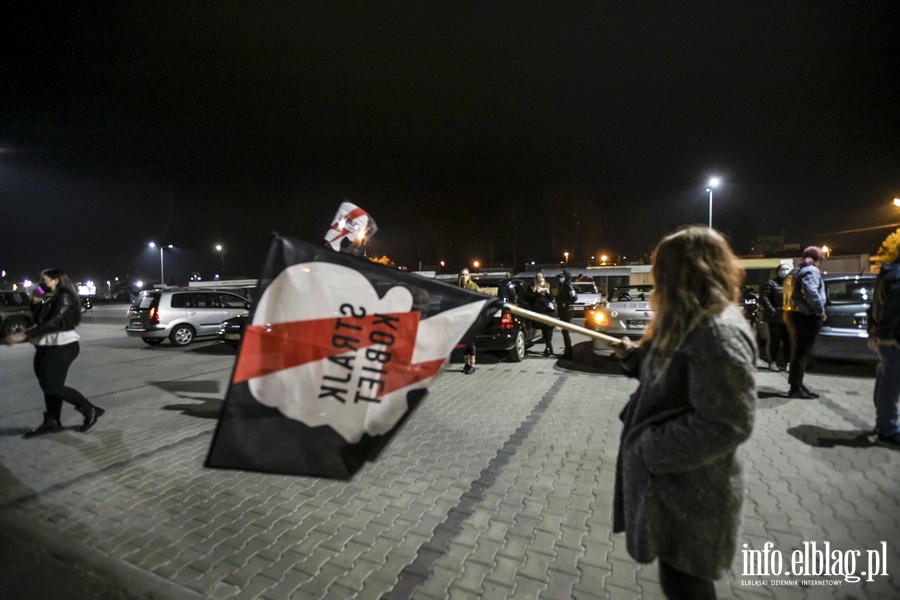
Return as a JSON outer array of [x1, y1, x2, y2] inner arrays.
[[642, 227, 744, 381], [41, 268, 82, 327]]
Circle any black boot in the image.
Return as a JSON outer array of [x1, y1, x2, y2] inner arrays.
[[24, 412, 64, 438], [79, 404, 105, 432]]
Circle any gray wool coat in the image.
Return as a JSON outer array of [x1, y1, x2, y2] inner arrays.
[[613, 304, 757, 580]]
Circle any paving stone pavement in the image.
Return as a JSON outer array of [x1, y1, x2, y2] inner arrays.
[[0, 309, 897, 599]]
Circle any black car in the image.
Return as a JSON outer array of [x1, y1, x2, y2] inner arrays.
[[473, 277, 543, 361], [217, 314, 249, 347]]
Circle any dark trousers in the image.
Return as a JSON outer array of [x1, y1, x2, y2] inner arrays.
[[558, 309, 573, 354], [659, 560, 716, 600], [787, 312, 821, 391], [766, 321, 790, 368], [540, 325, 554, 351], [33, 343, 91, 419]]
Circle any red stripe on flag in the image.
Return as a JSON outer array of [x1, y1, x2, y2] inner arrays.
[[232, 311, 445, 397]]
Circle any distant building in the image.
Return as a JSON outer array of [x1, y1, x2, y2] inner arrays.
[[751, 233, 801, 256]]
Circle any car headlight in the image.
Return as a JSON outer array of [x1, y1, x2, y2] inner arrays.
[[589, 310, 611, 328]]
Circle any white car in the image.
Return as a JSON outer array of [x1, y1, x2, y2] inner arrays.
[[571, 281, 601, 315]]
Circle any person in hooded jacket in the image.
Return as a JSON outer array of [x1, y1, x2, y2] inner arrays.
[[2, 268, 105, 437], [782, 246, 826, 399], [867, 252, 900, 450], [555, 270, 577, 359], [758, 262, 792, 370], [612, 227, 756, 600]]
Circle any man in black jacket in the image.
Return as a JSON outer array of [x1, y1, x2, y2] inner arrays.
[[868, 254, 900, 450], [759, 262, 792, 370], [555, 270, 577, 359]]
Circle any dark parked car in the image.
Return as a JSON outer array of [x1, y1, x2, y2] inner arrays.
[[0, 290, 31, 337], [217, 314, 248, 347], [811, 273, 877, 362], [473, 277, 544, 361]]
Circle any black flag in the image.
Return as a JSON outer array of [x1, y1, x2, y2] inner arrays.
[[206, 235, 501, 478]]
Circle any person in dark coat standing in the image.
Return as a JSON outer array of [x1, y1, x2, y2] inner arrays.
[[2, 268, 105, 436], [759, 262, 792, 370], [782, 246, 827, 399], [555, 270, 577, 359], [612, 227, 756, 600], [867, 253, 900, 450]]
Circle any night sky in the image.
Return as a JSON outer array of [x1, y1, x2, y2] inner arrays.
[[2, 3, 898, 285]]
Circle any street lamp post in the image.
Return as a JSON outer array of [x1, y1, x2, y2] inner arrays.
[[706, 177, 721, 228], [215, 244, 225, 273], [149, 242, 173, 287]]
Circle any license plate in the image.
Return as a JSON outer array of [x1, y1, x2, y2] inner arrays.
[[130, 320, 143, 327], [626, 320, 648, 329], [224, 333, 241, 341]]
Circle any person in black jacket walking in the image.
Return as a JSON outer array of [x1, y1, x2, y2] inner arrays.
[[555, 270, 577, 359], [2, 268, 105, 437], [759, 262, 792, 371]]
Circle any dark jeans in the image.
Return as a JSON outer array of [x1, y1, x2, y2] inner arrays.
[[33, 343, 91, 419], [540, 325, 554, 352], [659, 560, 716, 600], [786, 312, 821, 391], [766, 321, 790, 368]]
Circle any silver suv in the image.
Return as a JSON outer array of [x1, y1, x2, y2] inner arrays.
[[126, 289, 251, 346], [0, 290, 32, 337]]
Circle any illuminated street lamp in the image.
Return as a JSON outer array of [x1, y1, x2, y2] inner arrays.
[[563, 251, 569, 263], [706, 177, 721, 228], [149, 242, 173, 286], [472, 260, 481, 269], [215, 244, 226, 273], [822, 245, 831, 258], [893, 198, 900, 208]]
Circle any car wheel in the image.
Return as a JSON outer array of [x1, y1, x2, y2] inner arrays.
[[170, 325, 195, 347], [507, 330, 526, 362], [1, 318, 27, 337], [142, 337, 164, 346]]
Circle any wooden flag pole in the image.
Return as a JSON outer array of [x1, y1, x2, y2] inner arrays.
[[502, 303, 622, 345]]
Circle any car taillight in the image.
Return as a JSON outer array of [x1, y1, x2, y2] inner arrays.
[[149, 307, 159, 325], [500, 311, 514, 329]]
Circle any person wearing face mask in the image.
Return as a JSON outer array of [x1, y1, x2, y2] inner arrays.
[[783, 247, 827, 399], [555, 270, 577, 359], [2, 268, 105, 436], [759, 262, 793, 371]]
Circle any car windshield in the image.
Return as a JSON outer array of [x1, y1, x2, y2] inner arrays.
[[610, 286, 653, 302], [574, 282, 598, 294], [825, 279, 874, 306]]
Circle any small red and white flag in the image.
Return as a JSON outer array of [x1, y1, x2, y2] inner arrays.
[[323, 201, 378, 252], [206, 234, 499, 478]]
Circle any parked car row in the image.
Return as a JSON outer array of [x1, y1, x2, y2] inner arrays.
[[122, 272, 877, 365], [582, 272, 877, 364]]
